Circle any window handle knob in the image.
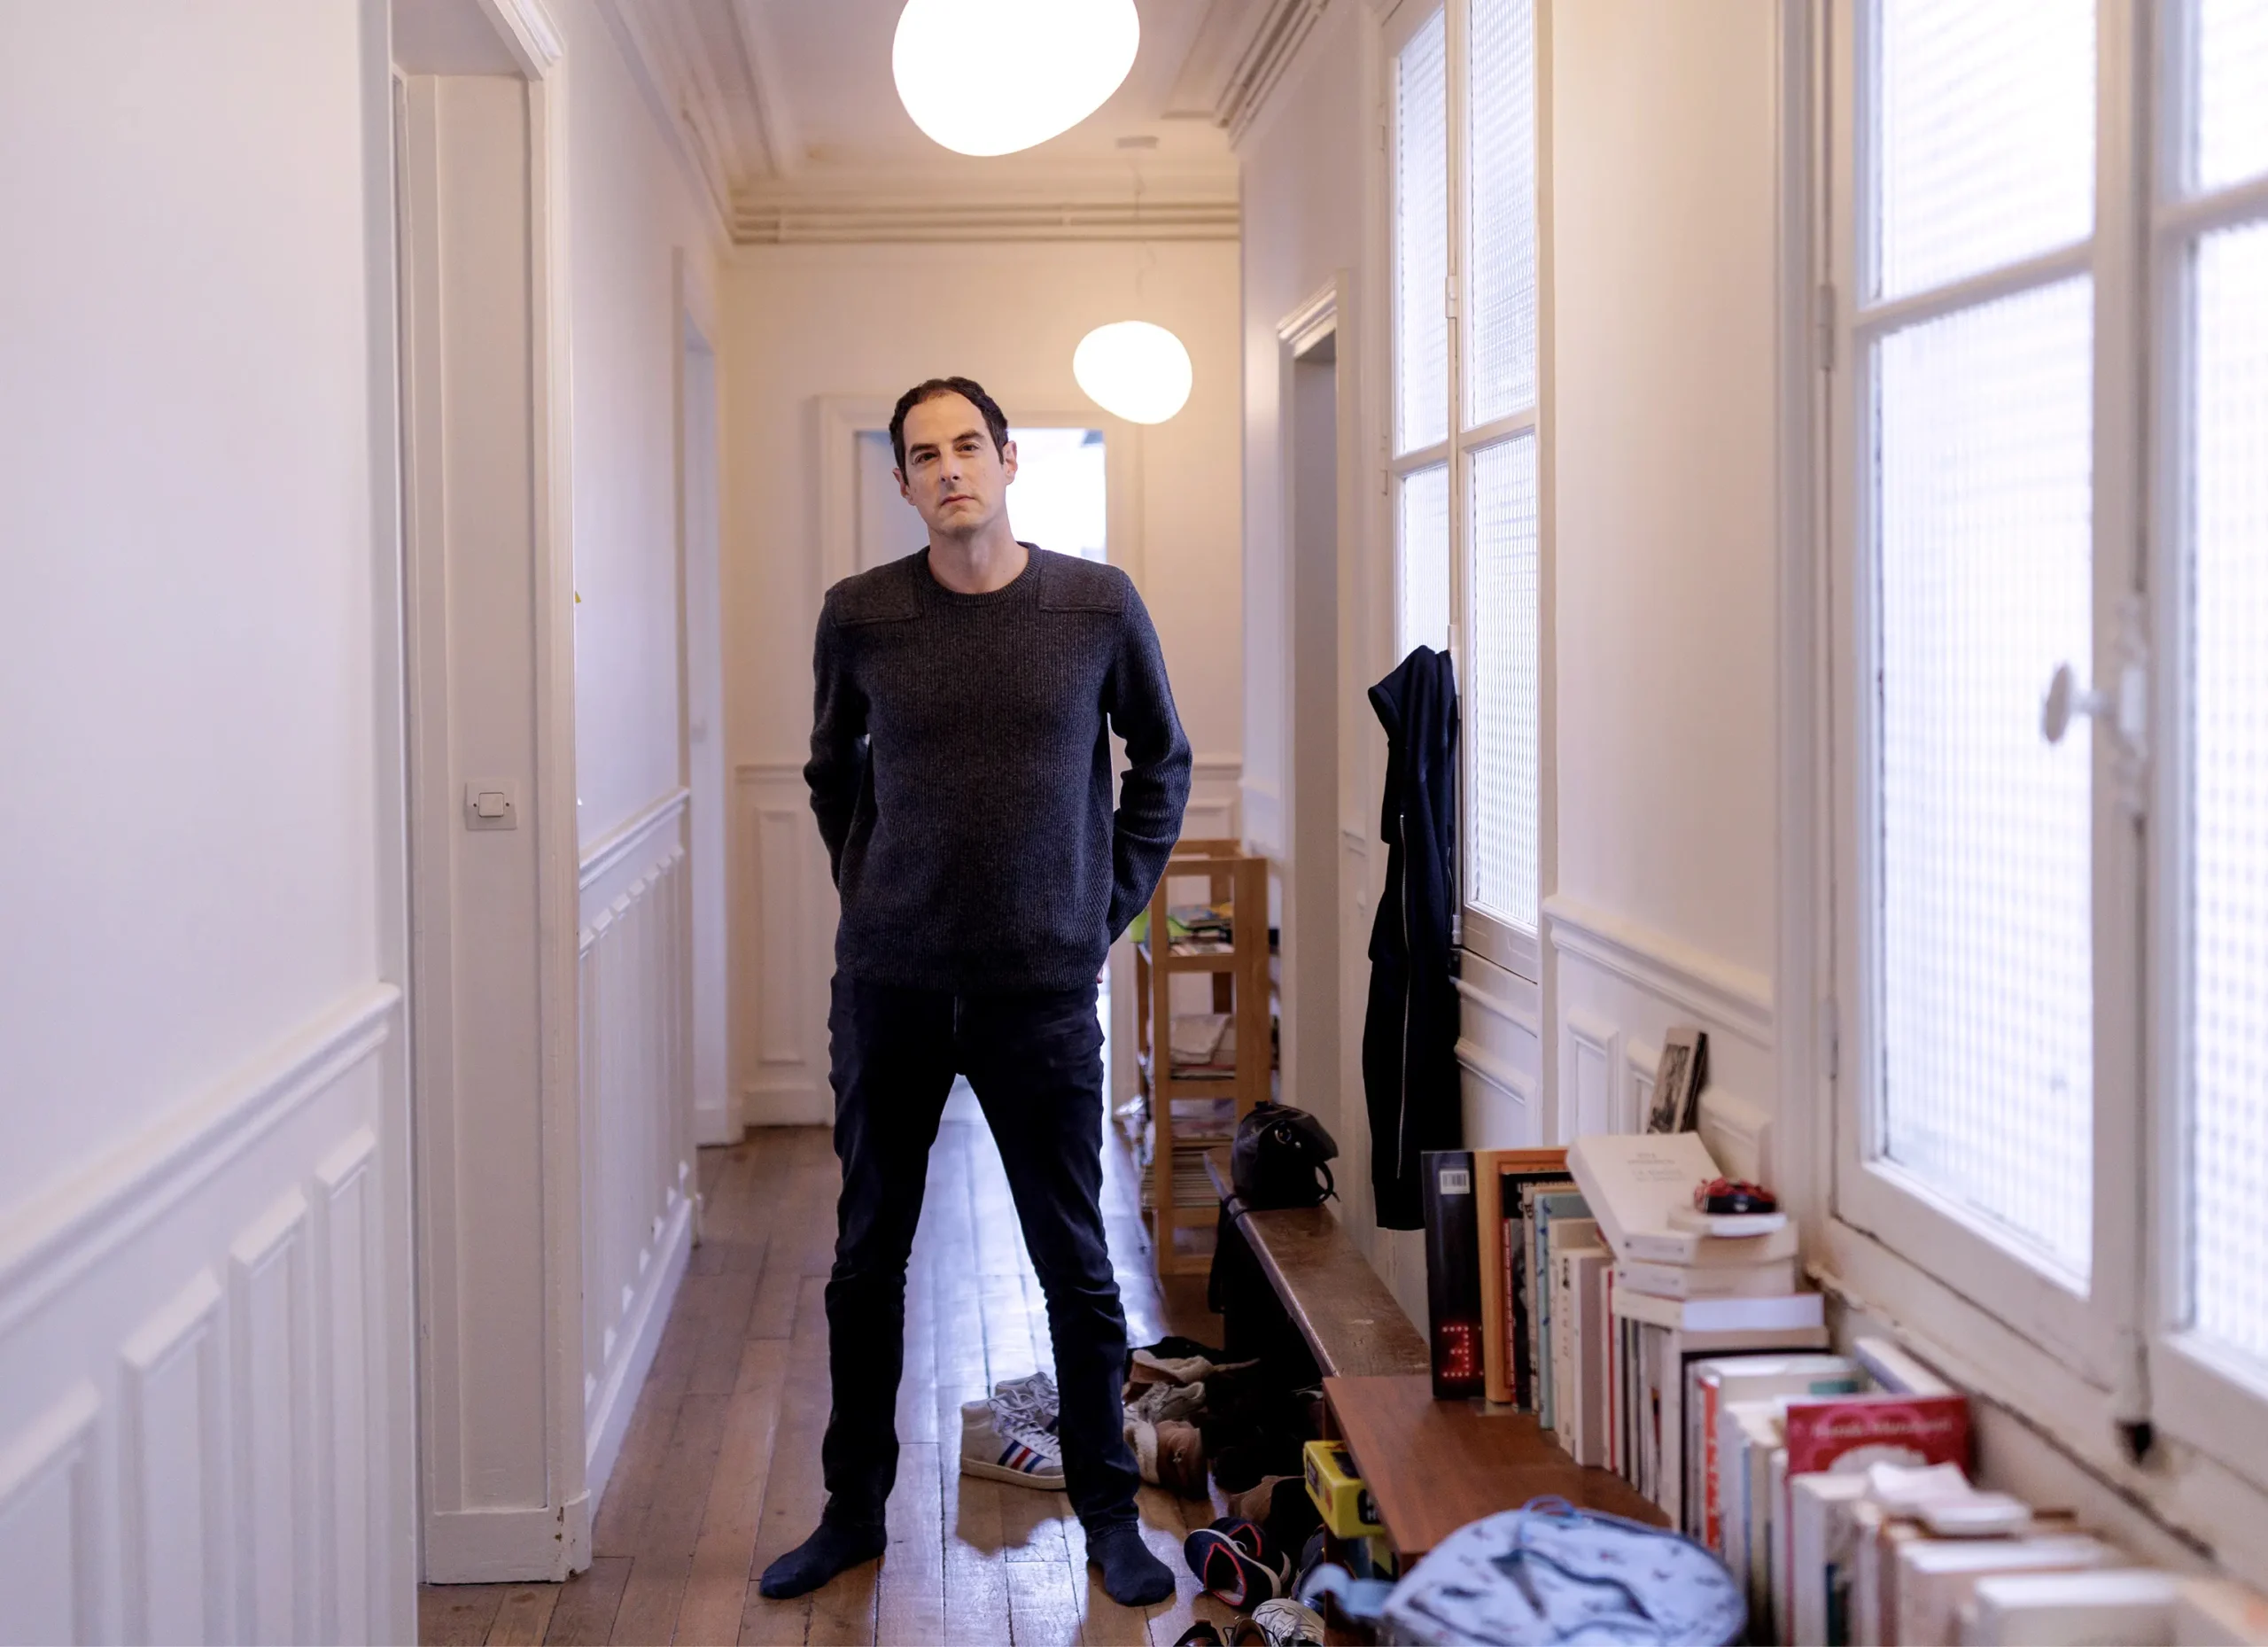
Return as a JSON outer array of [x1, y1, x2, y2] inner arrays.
[[2041, 660, 2147, 748]]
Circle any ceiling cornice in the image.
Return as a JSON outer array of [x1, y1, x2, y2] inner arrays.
[[1166, 0, 1333, 144], [729, 0, 799, 178], [593, 0, 734, 249], [733, 185, 1239, 246]]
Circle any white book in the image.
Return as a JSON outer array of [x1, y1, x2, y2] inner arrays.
[[1892, 1534, 2119, 1647], [1552, 1239, 1603, 1458], [1790, 1473, 1870, 1647], [1566, 1131, 1722, 1258], [1719, 1400, 1784, 1625], [1568, 1247, 1612, 1467], [1853, 1333, 1956, 1396], [1969, 1569, 2180, 1646], [1687, 1356, 1863, 1550], [1612, 1287, 1823, 1334], [1621, 1221, 1802, 1266], [1618, 1255, 1798, 1300], [1769, 1447, 1793, 1643]]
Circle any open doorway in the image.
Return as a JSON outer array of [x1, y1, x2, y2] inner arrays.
[[680, 302, 729, 1147], [1282, 297, 1347, 1151]]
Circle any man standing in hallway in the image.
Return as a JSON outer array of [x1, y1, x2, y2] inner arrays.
[[765, 377, 1190, 1605]]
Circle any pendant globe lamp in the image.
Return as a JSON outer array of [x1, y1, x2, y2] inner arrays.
[[893, 0, 1141, 158], [1073, 320, 1192, 424]]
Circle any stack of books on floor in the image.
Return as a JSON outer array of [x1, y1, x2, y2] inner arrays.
[[1421, 1133, 2268, 1643]]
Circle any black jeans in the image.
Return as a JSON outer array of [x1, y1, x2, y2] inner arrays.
[[819, 974, 1143, 1530]]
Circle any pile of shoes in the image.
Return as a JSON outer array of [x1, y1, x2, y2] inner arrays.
[[1173, 1515, 1326, 1644], [1122, 1337, 1259, 1497], [959, 1371, 1065, 1491]]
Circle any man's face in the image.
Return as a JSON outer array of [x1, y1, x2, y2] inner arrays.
[[896, 392, 1018, 540]]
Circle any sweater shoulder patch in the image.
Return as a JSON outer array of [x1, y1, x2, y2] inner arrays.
[[1036, 551, 1128, 616], [829, 563, 922, 626]]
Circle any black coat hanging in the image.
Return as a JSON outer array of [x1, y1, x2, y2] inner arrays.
[[1361, 645, 1462, 1231]]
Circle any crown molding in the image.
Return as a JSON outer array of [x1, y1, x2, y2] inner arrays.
[[1167, 0, 1332, 144], [594, 0, 735, 250], [729, 0, 799, 179], [732, 172, 1240, 245]]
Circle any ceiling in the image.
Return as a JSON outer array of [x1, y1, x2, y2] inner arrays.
[[601, 0, 1326, 243]]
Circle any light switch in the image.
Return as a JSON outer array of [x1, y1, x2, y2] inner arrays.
[[464, 780, 518, 831]]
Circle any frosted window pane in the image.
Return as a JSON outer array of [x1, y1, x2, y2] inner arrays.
[[1876, 279, 2095, 1282], [1399, 464, 1450, 660], [1875, 0, 2093, 299], [1396, 11, 1449, 454], [1469, 437, 1538, 931], [2199, 0, 2268, 191], [1467, 0, 1537, 426], [2191, 222, 2268, 1369]]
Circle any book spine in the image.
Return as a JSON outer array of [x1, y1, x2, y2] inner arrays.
[[1475, 1153, 1511, 1404], [1422, 1151, 1486, 1399]]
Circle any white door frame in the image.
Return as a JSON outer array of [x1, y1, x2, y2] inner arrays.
[[393, 0, 589, 1581]]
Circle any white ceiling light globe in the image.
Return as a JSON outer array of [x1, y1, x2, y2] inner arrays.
[[893, 0, 1141, 159], [1074, 322, 1193, 424]]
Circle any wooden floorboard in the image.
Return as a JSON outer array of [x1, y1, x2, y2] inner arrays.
[[422, 1064, 1225, 1647]]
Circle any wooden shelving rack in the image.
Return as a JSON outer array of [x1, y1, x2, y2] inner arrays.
[[1132, 840, 1275, 1276]]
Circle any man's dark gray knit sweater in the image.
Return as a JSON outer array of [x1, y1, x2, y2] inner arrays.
[[804, 546, 1192, 993]]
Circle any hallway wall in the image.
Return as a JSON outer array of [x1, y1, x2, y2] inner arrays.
[[1543, 0, 1783, 1153], [1234, 0, 1789, 1327], [0, 1, 414, 1638], [563, 0, 723, 852], [718, 240, 1245, 1125]]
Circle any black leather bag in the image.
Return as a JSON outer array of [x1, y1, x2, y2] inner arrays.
[[1229, 1101, 1340, 1210]]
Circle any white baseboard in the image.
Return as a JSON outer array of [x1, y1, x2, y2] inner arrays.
[[742, 1079, 828, 1128], [693, 1099, 735, 1148], [582, 1188, 693, 1512]]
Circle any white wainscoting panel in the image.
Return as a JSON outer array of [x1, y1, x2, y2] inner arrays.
[[1455, 957, 1542, 1146], [578, 803, 697, 1504], [734, 764, 834, 1127], [1189, 756, 1243, 845], [1562, 1011, 1624, 1138], [0, 987, 412, 1646]]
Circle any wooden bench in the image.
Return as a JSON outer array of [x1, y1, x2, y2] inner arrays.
[[1205, 1149, 1430, 1379], [1203, 1153, 1669, 1559]]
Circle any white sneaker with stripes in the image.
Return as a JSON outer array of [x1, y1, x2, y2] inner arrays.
[[959, 1395, 1066, 1489]]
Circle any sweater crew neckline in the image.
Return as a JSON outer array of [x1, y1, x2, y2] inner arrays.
[[918, 543, 1041, 606]]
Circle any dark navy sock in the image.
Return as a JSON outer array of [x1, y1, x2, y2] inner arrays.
[[757, 1517, 886, 1599], [1087, 1519, 1175, 1606]]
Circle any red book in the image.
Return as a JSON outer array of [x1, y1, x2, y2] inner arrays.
[[1783, 1393, 1969, 1479]]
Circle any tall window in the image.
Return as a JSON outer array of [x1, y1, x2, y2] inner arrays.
[[1390, 0, 1542, 975], [1829, 0, 2268, 1468]]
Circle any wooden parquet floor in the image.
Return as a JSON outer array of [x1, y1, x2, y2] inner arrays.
[[418, 1084, 1238, 1646]]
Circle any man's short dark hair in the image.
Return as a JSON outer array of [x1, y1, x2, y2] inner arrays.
[[889, 376, 1011, 474]]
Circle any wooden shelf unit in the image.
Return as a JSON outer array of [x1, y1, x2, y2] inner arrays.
[[1132, 840, 1274, 1277]]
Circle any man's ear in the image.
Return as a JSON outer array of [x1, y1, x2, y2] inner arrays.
[[896, 468, 912, 503], [1000, 439, 1018, 484]]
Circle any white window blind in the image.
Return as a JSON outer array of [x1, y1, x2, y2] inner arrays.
[[1848, 0, 2108, 1294], [1386, 0, 1542, 974], [1876, 281, 2097, 1280], [1875, 0, 2095, 299], [2181, 1, 2268, 1385], [1399, 462, 1451, 660], [1465, 0, 1536, 426], [1468, 436, 1539, 930], [1395, 12, 1449, 458]]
